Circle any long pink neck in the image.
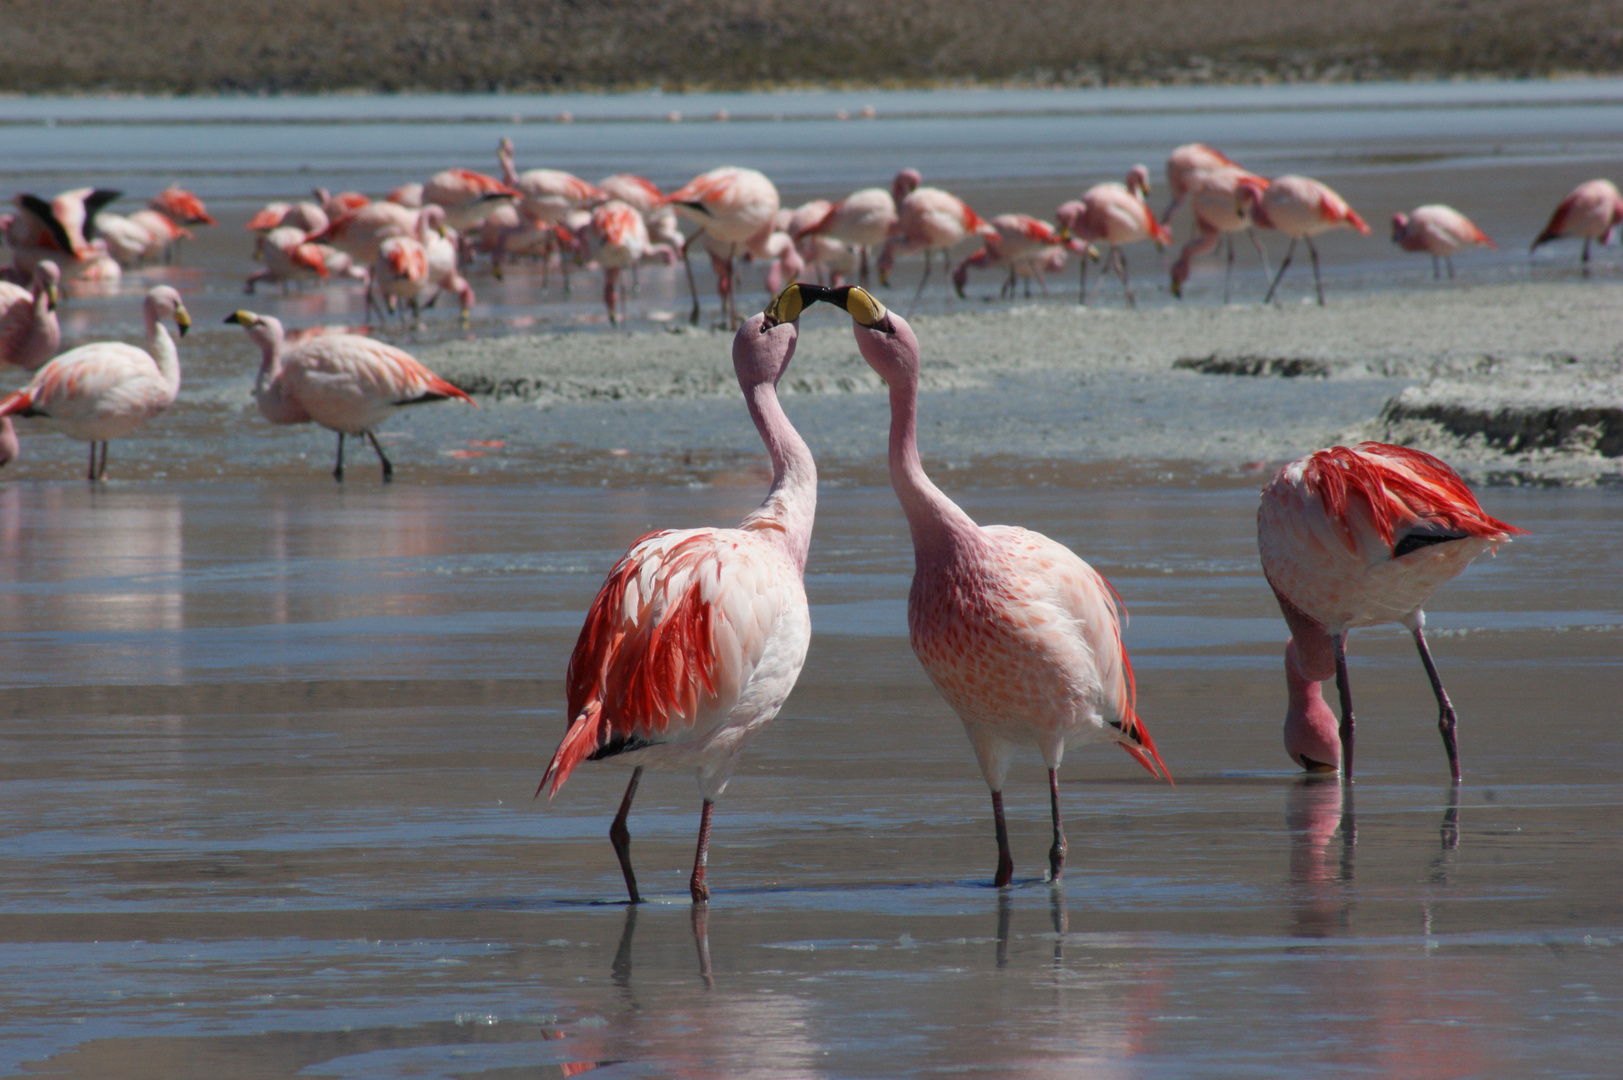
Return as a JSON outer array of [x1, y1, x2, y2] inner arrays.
[[739, 380, 816, 572], [885, 366, 983, 566], [253, 331, 305, 425]]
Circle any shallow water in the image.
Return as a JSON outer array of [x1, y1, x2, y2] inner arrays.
[[1, 476, 1619, 1078]]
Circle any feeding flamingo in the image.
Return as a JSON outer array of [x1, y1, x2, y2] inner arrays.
[[422, 167, 519, 232], [491, 138, 603, 281], [1257, 443, 1522, 781], [797, 169, 920, 286], [952, 214, 1072, 299], [1530, 179, 1623, 273], [1235, 175, 1371, 305], [539, 288, 817, 904], [801, 284, 1169, 886], [224, 311, 475, 482], [1055, 166, 1171, 307], [0, 285, 190, 481], [247, 200, 329, 237], [1168, 167, 1272, 301], [585, 199, 672, 326], [1391, 205, 1496, 279], [878, 186, 995, 315], [1161, 143, 1249, 223], [665, 166, 781, 325], [0, 260, 61, 372]]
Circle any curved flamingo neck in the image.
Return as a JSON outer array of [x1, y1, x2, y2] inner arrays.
[[144, 309, 181, 393], [885, 365, 982, 564], [739, 380, 816, 572]]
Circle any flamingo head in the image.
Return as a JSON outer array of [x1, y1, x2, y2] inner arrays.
[[145, 285, 190, 337], [224, 309, 288, 365], [1390, 212, 1411, 244], [1283, 639, 1341, 774], [892, 168, 923, 203], [34, 260, 61, 310], [1234, 176, 1267, 219], [1126, 164, 1152, 199], [418, 204, 449, 237], [736, 297, 801, 389]]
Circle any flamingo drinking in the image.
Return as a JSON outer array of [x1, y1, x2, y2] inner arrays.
[[1391, 205, 1496, 279]]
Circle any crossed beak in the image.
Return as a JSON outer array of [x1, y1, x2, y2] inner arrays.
[[761, 283, 895, 332]]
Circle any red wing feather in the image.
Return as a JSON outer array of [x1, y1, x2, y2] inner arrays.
[[1307, 443, 1524, 551]]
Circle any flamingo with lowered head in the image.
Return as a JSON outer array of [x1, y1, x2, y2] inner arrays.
[[795, 284, 1170, 886], [540, 288, 817, 904], [953, 214, 1071, 299], [1529, 179, 1623, 273], [1258, 443, 1522, 781], [0, 285, 190, 481], [1168, 167, 1273, 301], [0, 260, 61, 371], [224, 310, 475, 482], [1161, 143, 1249, 222], [797, 169, 920, 287], [1391, 205, 1495, 279], [1055, 165, 1171, 308], [665, 166, 781, 326], [878, 185, 995, 315], [1236, 174, 1370, 305]]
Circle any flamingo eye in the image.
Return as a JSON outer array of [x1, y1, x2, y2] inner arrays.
[[762, 283, 806, 330]]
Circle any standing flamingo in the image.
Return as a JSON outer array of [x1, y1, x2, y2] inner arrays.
[[1258, 443, 1522, 780], [1055, 166, 1171, 308], [584, 200, 658, 326], [878, 186, 994, 315], [798, 169, 920, 287], [539, 288, 817, 904], [1391, 205, 1496, 279], [665, 166, 781, 326], [1161, 143, 1249, 222], [1168, 167, 1272, 301], [952, 214, 1070, 299], [422, 167, 520, 232], [0, 286, 190, 481], [1530, 179, 1623, 273], [1236, 175, 1371, 305], [801, 284, 1169, 885], [224, 311, 475, 482], [0, 261, 61, 371]]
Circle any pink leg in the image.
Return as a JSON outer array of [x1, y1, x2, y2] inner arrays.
[[1412, 627, 1462, 782], [690, 798, 715, 903]]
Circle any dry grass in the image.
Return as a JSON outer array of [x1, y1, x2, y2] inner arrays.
[[3, 0, 1621, 93]]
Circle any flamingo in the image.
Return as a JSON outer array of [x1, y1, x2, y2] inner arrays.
[[126, 186, 214, 263], [491, 139, 603, 280], [1236, 174, 1371, 305], [1054, 165, 1171, 308], [1161, 143, 1248, 222], [375, 207, 474, 326], [801, 284, 1169, 885], [147, 186, 215, 227], [224, 310, 475, 482], [92, 211, 171, 266], [422, 168, 519, 232], [9, 188, 122, 277], [0, 260, 61, 371], [306, 202, 418, 265], [878, 186, 994, 315], [952, 214, 1070, 299], [585, 200, 657, 326], [1391, 205, 1496, 279], [797, 169, 920, 286], [247, 200, 329, 237], [665, 166, 781, 326], [1257, 443, 1522, 781], [1168, 167, 1272, 301], [539, 289, 817, 904], [598, 174, 682, 253], [387, 183, 425, 208], [0, 285, 190, 481], [1530, 179, 1623, 273], [246, 227, 349, 295], [313, 188, 371, 218]]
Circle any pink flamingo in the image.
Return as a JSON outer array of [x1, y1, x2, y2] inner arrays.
[[1055, 166, 1171, 308], [1258, 443, 1522, 780], [246, 227, 336, 294], [1168, 168, 1272, 301], [878, 186, 994, 315], [224, 310, 475, 482], [539, 291, 817, 904], [148, 186, 214, 226], [306, 202, 419, 266], [1391, 205, 1495, 279], [1161, 143, 1248, 222], [1235, 175, 1371, 305], [314, 189, 371, 218], [0, 286, 190, 481], [247, 200, 329, 237], [953, 214, 1070, 299], [803, 284, 1169, 885], [585, 199, 665, 326], [130, 186, 214, 263], [0, 261, 61, 371], [798, 169, 920, 286], [9, 188, 122, 277], [1530, 179, 1623, 273], [387, 183, 424, 208], [421, 168, 519, 232], [665, 166, 781, 325], [492, 139, 603, 281]]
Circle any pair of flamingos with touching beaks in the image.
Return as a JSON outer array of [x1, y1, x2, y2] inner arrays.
[[540, 284, 1519, 904]]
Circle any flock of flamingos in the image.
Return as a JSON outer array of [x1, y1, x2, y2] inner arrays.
[[1, 137, 1608, 900]]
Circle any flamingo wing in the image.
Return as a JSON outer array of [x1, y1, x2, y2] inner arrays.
[[0, 344, 158, 422], [540, 528, 801, 796]]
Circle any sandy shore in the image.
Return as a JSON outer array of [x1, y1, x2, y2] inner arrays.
[[423, 281, 1623, 485]]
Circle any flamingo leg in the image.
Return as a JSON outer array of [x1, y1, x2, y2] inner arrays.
[[86, 441, 97, 481], [333, 432, 346, 482], [98, 442, 109, 480], [907, 249, 932, 316], [1047, 768, 1067, 882], [1247, 226, 1272, 281], [1412, 626, 1462, 782], [1307, 237, 1324, 306], [1333, 632, 1356, 781], [1582, 237, 1591, 276], [680, 232, 702, 326], [609, 766, 644, 903], [990, 789, 1014, 888], [689, 799, 715, 903], [1224, 234, 1235, 303], [1078, 251, 1088, 305], [364, 430, 394, 483], [1263, 238, 1297, 304], [1116, 248, 1135, 308], [1035, 266, 1049, 297], [726, 243, 739, 327]]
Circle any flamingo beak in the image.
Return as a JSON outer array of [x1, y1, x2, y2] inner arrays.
[[761, 282, 827, 330], [46, 283, 58, 311], [225, 310, 256, 326], [814, 285, 896, 334], [174, 307, 192, 337]]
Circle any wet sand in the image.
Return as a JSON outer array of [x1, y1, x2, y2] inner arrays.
[[0, 479, 1618, 1078]]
